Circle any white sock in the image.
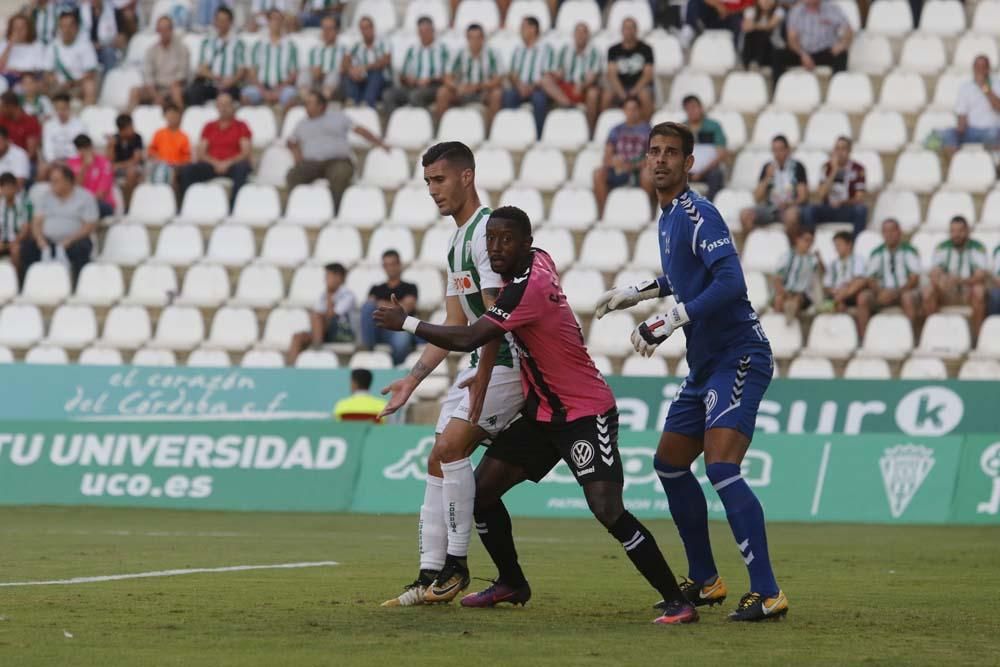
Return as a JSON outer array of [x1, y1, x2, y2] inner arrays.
[[440, 457, 476, 558], [419, 475, 447, 572]]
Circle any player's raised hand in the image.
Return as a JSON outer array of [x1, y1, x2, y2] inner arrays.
[[631, 304, 690, 357], [378, 375, 417, 419], [594, 279, 661, 319], [373, 294, 407, 331]]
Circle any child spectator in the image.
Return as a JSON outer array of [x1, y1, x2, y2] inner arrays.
[[18, 73, 53, 120], [773, 228, 819, 321], [147, 103, 190, 186], [0, 171, 31, 274], [108, 113, 143, 207], [822, 230, 866, 313], [67, 134, 115, 218]]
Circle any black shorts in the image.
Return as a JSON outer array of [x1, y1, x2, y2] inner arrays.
[[485, 408, 623, 486]]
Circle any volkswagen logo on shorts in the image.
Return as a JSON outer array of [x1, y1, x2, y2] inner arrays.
[[571, 440, 595, 469]]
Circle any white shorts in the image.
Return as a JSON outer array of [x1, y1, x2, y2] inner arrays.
[[435, 365, 523, 438]]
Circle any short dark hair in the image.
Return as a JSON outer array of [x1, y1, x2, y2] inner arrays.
[[58, 9, 80, 26], [833, 230, 854, 245], [951, 215, 969, 227], [836, 135, 853, 150], [417, 15, 433, 26], [351, 369, 373, 391], [51, 164, 75, 183], [648, 122, 694, 156], [622, 95, 640, 108], [0, 126, 8, 140], [73, 133, 92, 149], [882, 217, 900, 229], [307, 89, 328, 106], [0, 172, 16, 187], [52, 92, 71, 105], [0, 91, 19, 108], [797, 228, 814, 240], [772, 134, 790, 148], [488, 206, 532, 240], [382, 249, 401, 261], [162, 103, 180, 115], [215, 6, 233, 20], [523, 16, 540, 31], [421, 141, 475, 171], [467, 22, 483, 33], [325, 262, 346, 276], [681, 94, 702, 107], [116, 113, 133, 130], [321, 15, 340, 29]]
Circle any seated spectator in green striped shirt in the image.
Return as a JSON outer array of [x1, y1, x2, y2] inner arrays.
[[241, 9, 299, 108], [185, 6, 246, 107], [773, 228, 819, 321], [343, 16, 390, 108], [383, 16, 449, 115], [541, 22, 602, 135], [0, 171, 31, 275], [922, 215, 990, 335], [298, 15, 346, 101], [821, 230, 866, 313], [856, 218, 922, 337], [501, 16, 557, 139], [436, 23, 502, 128]]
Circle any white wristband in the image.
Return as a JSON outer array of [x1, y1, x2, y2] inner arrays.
[[402, 316, 421, 334]]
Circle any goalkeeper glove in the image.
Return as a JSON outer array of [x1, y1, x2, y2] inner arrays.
[[631, 304, 690, 357], [595, 279, 661, 319]]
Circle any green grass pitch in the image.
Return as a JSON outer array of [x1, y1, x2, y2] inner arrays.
[[1, 507, 998, 666]]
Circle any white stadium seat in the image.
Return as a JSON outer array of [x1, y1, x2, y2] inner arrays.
[[131, 105, 165, 145], [910, 230, 945, 270], [555, 0, 602, 34], [744, 270, 770, 313], [100, 224, 150, 266], [531, 228, 575, 271], [207, 307, 259, 351], [891, 149, 942, 194], [350, 350, 394, 369], [474, 147, 515, 191], [206, 225, 255, 267], [773, 70, 821, 113], [101, 305, 152, 349], [577, 229, 629, 272], [878, 71, 927, 113], [689, 31, 736, 75], [648, 28, 684, 75], [124, 263, 177, 307], [241, 349, 285, 367], [402, 0, 450, 32], [499, 186, 545, 223], [352, 0, 398, 32], [760, 313, 802, 360], [866, 0, 913, 36], [916, 313, 971, 359], [236, 107, 277, 149], [386, 107, 433, 151], [848, 33, 893, 75], [345, 265, 385, 306], [730, 149, 771, 190], [711, 109, 747, 151], [719, 72, 769, 113], [296, 350, 340, 368], [925, 191, 976, 230], [794, 149, 828, 190], [80, 105, 117, 148], [602, 187, 652, 231], [742, 228, 790, 274], [225, 184, 281, 228], [912, 110, 957, 146], [453, 0, 500, 34], [402, 266, 445, 312], [668, 72, 716, 109], [860, 314, 913, 360], [0, 264, 15, 305], [548, 186, 598, 230], [946, 149, 997, 193], [25, 345, 68, 364], [176, 182, 229, 226], [389, 186, 440, 230], [132, 348, 177, 366], [260, 225, 309, 268], [99, 66, 142, 109], [751, 109, 800, 148], [958, 359, 1000, 380], [873, 189, 922, 233], [632, 229, 663, 272], [488, 109, 536, 151], [787, 356, 835, 379], [187, 348, 232, 367], [541, 108, 589, 151], [843, 357, 892, 379], [279, 105, 307, 141], [20, 262, 70, 306], [803, 313, 858, 360], [344, 106, 383, 148], [180, 104, 218, 143], [0, 304, 43, 348], [621, 354, 669, 377], [44, 305, 97, 349], [125, 183, 176, 226], [417, 224, 454, 267], [825, 72, 874, 113], [361, 147, 409, 190], [899, 33, 947, 74], [972, 0, 1000, 34], [931, 70, 964, 111], [175, 263, 230, 307], [981, 190, 1000, 229], [953, 33, 999, 70], [78, 346, 124, 365], [259, 307, 310, 350], [231, 264, 285, 309], [518, 146, 567, 192], [561, 268, 605, 315], [606, 0, 653, 34], [437, 107, 485, 149], [834, 0, 861, 30], [150, 306, 204, 351], [337, 185, 386, 228], [590, 354, 613, 375], [802, 109, 852, 150], [366, 226, 415, 264], [858, 110, 907, 153], [900, 357, 948, 379], [571, 147, 603, 187], [311, 226, 363, 267], [586, 311, 635, 357], [918, 0, 966, 35], [285, 264, 326, 308], [72, 263, 124, 306]]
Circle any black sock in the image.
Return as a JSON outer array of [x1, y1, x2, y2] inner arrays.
[[474, 501, 527, 588], [443, 554, 468, 570], [609, 511, 683, 603]]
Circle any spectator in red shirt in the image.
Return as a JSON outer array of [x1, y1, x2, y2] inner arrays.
[[66, 134, 115, 218], [803, 136, 868, 238], [0, 91, 41, 165], [176, 91, 252, 206]]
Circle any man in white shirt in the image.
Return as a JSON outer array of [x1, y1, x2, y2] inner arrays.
[[939, 55, 1000, 155], [286, 262, 356, 364], [44, 9, 99, 106], [40, 93, 85, 178], [0, 127, 30, 186]]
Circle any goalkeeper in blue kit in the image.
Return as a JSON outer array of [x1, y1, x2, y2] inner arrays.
[[595, 122, 788, 621]]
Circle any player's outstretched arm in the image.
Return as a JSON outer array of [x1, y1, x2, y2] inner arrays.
[[373, 295, 505, 353], [595, 277, 669, 319]]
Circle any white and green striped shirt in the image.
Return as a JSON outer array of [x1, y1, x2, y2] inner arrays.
[[557, 44, 601, 85], [33, 4, 57, 46], [309, 41, 346, 74], [822, 254, 865, 290], [778, 251, 819, 293], [450, 46, 500, 85], [866, 243, 921, 289], [251, 38, 298, 87], [509, 41, 554, 85], [994, 246, 1000, 277], [400, 41, 450, 80], [350, 38, 389, 68], [932, 239, 989, 279], [0, 192, 31, 243], [200, 34, 246, 79]]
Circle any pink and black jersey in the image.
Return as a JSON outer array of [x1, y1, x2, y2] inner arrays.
[[484, 249, 615, 423]]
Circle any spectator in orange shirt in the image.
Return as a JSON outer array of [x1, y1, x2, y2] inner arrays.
[[147, 103, 190, 188]]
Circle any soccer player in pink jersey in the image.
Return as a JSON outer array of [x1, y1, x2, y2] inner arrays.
[[374, 206, 697, 625]]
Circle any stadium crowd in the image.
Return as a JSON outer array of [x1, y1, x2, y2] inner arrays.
[[0, 0, 997, 380]]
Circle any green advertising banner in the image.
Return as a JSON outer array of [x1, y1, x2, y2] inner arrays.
[[352, 428, 986, 525], [0, 421, 368, 512], [951, 435, 1000, 524], [606, 377, 1000, 435]]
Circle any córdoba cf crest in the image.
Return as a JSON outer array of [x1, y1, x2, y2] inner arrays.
[[880, 445, 935, 519]]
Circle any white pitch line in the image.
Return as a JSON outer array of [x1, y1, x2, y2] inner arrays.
[[0, 561, 339, 587], [810, 441, 833, 516]]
